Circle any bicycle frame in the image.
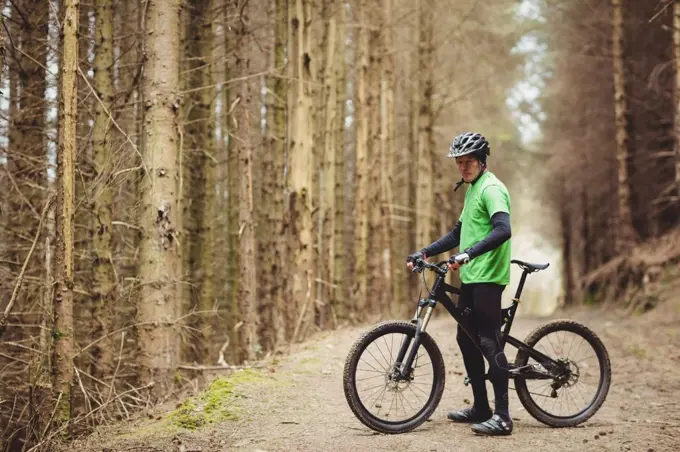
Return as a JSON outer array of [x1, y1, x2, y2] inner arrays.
[[393, 261, 569, 383]]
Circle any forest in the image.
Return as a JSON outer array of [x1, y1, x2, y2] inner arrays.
[[0, 0, 678, 449]]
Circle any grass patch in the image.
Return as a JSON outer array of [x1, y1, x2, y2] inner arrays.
[[627, 344, 647, 358], [298, 357, 322, 366], [167, 369, 268, 430], [582, 291, 597, 306]]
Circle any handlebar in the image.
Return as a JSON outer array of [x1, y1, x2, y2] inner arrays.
[[411, 258, 448, 276]]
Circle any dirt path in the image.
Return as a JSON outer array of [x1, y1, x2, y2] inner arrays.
[[72, 297, 680, 452]]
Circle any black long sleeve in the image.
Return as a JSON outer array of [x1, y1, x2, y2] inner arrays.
[[465, 212, 511, 259], [422, 221, 462, 257]]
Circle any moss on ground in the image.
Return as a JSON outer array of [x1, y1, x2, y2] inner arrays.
[[167, 369, 269, 430]]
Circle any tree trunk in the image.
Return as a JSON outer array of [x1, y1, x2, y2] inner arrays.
[[367, 3, 385, 312], [53, 0, 79, 428], [406, 1, 419, 302], [382, 0, 398, 316], [675, 0, 680, 195], [415, 0, 434, 262], [224, 0, 241, 361], [137, 0, 182, 399], [289, 0, 316, 341], [234, 0, 258, 362], [321, 0, 338, 328], [90, 0, 116, 382], [184, 0, 216, 363], [611, 0, 637, 251], [259, 1, 277, 353], [114, 0, 142, 269], [0, 13, 3, 87], [560, 178, 573, 304], [266, 0, 289, 349], [352, 0, 369, 313], [333, 2, 347, 321]]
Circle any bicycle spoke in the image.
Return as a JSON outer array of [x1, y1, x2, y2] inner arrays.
[[400, 388, 417, 412], [356, 374, 385, 382], [357, 364, 385, 373], [410, 382, 431, 396], [406, 384, 425, 406], [373, 384, 389, 412], [364, 348, 389, 373], [367, 384, 388, 408], [386, 387, 397, 418], [412, 372, 432, 378], [409, 381, 433, 388], [375, 337, 392, 371], [358, 358, 385, 375], [361, 381, 392, 394], [414, 360, 432, 369]]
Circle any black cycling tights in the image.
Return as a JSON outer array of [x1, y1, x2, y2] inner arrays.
[[456, 282, 510, 420]]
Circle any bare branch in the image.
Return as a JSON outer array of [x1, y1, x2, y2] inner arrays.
[[0, 194, 55, 338]]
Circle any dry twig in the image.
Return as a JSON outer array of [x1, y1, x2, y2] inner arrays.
[[0, 194, 55, 338]]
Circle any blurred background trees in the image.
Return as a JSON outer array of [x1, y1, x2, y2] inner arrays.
[[0, 0, 677, 446]]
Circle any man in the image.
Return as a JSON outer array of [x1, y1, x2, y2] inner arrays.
[[406, 132, 513, 436]]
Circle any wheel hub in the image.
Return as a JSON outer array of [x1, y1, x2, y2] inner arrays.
[[386, 365, 414, 390], [550, 358, 579, 395]]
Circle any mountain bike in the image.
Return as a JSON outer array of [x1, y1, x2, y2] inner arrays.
[[343, 258, 611, 434]]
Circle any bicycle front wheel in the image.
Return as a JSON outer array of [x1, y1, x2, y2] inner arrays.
[[343, 321, 446, 434], [514, 320, 611, 427]]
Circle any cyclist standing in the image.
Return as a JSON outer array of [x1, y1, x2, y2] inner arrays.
[[406, 132, 514, 436]]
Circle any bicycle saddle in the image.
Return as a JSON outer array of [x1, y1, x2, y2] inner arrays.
[[511, 259, 549, 273]]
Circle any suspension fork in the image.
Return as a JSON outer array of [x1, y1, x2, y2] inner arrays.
[[394, 298, 437, 378]]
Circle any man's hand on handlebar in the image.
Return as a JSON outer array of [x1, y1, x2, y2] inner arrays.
[[447, 252, 470, 272], [406, 250, 426, 271]]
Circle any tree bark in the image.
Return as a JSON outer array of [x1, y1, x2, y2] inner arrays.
[[675, 0, 680, 194], [611, 0, 638, 251], [321, 0, 338, 328], [289, 0, 316, 341], [333, 2, 347, 321], [366, 2, 385, 311], [114, 0, 142, 274], [224, 0, 241, 360], [415, 0, 434, 262], [0, 12, 3, 87], [382, 0, 398, 316], [184, 0, 216, 363], [352, 0, 369, 312], [234, 0, 258, 362], [53, 0, 80, 428], [265, 0, 289, 349], [91, 0, 116, 382], [136, 0, 182, 399]]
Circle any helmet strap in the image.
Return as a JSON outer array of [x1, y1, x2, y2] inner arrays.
[[454, 166, 486, 192], [470, 167, 485, 184]]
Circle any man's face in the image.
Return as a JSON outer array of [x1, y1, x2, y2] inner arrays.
[[455, 155, 482, 182]]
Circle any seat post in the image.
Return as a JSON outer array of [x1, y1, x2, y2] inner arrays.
[[514, 269, 529, 300]]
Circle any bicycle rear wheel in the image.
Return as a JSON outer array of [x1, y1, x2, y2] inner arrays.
[[343, 321, 445, 434], [514, 320, 611, 427]]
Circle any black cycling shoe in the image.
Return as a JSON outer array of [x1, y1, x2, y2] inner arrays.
[[447, 406, 493, 423], [471, 414, 513, 436]]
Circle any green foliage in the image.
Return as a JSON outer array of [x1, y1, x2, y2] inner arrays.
[[52, 328, 67, 340]]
